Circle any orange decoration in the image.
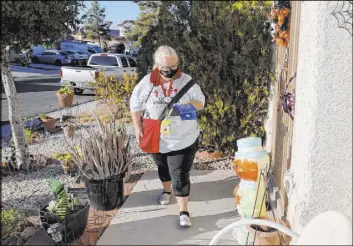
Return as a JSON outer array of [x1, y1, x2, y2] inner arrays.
[[281, 8, 289, 17], [271, 7, 291, 48], [232, 159, 259, 182], [271, 9, 279, 20], [278, 15, 285, 25], [275, 38, 286, 47]]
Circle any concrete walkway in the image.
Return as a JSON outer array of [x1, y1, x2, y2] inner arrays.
[[98, 170, 240, 245]]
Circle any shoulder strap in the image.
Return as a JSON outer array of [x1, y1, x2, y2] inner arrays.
[[144, 85, 154, 103], [141, 85, 154, 118], [158, 79, 196, 121]]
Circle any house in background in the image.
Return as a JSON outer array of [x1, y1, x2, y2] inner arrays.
[[74, 24, 137, 53]]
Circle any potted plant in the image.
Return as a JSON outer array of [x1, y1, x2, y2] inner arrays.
[[196, 145, 225, 160], [68, 114, 132, 211], [39, 113, 58, 132], [245, 216, 282, 245], [52, 153, 76, 174], [63, 124, 76, 139], [56, 85, 74, 108], [56, 114, 77, 139], [195, 131, 225, 160], [40, 177, 89, 244]]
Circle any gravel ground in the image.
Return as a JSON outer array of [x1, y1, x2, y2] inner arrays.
[[1, 164, 77, 216], [1, 121, 232, 217]]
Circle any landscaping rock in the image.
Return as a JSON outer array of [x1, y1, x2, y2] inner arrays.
[[21, 227, 39, 241], [1, 164, 76, 215], [26, 216, 41, 228], [2, 167, 8, 176], [24, 229, 55, 245], [3, 235, 23, 246], [23, 117, 42, 131]]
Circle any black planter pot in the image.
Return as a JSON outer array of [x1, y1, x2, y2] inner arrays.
[[39, 204, 89, 244], [85, 174, 125, 211]]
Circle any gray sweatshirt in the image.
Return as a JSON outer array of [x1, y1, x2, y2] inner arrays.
[[130, 72, 205, 153]]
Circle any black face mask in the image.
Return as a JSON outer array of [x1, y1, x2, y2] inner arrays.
[[159, 67, 178, 79]]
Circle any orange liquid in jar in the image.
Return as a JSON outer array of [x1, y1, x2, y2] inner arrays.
[[232, 159, 258, 182]]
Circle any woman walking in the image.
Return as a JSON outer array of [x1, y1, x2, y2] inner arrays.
[[130, 45, 205, 227]]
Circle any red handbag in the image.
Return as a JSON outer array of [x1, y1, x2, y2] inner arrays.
[[139, 78, 196, 153], [139, 118, 161, 153]]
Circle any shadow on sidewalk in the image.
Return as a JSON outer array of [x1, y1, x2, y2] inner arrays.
[[98, 210, 238, 245], [122, 177, 238, 209]]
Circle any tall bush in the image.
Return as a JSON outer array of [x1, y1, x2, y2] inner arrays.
[[93, 72, 138, 119], [137, 1, 273, 154]]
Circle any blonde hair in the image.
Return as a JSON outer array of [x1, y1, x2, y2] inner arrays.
[[153, 45, 178, 68]]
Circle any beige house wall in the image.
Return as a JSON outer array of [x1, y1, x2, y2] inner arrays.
[[286, 1, 352, 233]]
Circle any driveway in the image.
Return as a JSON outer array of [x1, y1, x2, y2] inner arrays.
[[1, 76, 95, 123]]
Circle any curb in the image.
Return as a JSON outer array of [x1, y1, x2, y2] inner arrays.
[[13, 76, 61, 82], [27, 66, 60, 71], [11, 63, 61, 71]]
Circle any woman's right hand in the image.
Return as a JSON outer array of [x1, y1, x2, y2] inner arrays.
[[135, 126, 143, 144], [131, 111, 143, 144]]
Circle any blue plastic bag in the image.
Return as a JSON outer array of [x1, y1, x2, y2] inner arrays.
[[173, 104, 197, 120]]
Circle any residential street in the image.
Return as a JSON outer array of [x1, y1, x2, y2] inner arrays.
[[1, 76, 95, 123]]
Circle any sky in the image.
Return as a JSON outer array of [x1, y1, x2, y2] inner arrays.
[[82, 1, 140, 28]]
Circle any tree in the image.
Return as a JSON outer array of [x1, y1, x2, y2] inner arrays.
[[120, 1, 162, 48], [115, 43, 126, 54], [136, 1, 192, 78], [82, 1, 111, 47], [1, 1, 84, 170], [137, 1, 273, 153]]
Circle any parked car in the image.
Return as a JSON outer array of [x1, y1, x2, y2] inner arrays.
[[77, 51, 91, 58], [31, 50, 74, 66], [60, 53, 137, 95], [64, 50, 89, 60], [87, 44, 104, 55], [63, 50, 89, 65]]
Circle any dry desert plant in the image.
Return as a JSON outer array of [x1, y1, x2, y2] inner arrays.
[[67, 112, 132, 181]]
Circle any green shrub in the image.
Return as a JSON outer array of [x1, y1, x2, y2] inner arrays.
[[1, 209, 27, 241], [38, 113, 51, 120], [52, 153, 73, 168], [58, 85, 73, 95], [92, 71, 137, 119], [24, 128, 33, 144]]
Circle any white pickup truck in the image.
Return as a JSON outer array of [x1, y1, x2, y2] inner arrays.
[[60, 53, 137, 94]]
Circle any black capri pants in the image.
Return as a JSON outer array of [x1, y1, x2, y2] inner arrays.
[[151, 139, 199, 197]]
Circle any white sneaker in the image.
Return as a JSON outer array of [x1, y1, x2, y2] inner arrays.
[[159, 192, 171, 205], [180, 214, 192, 227]]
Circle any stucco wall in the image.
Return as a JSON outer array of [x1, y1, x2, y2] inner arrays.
[[287, 1, 352, 233]]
